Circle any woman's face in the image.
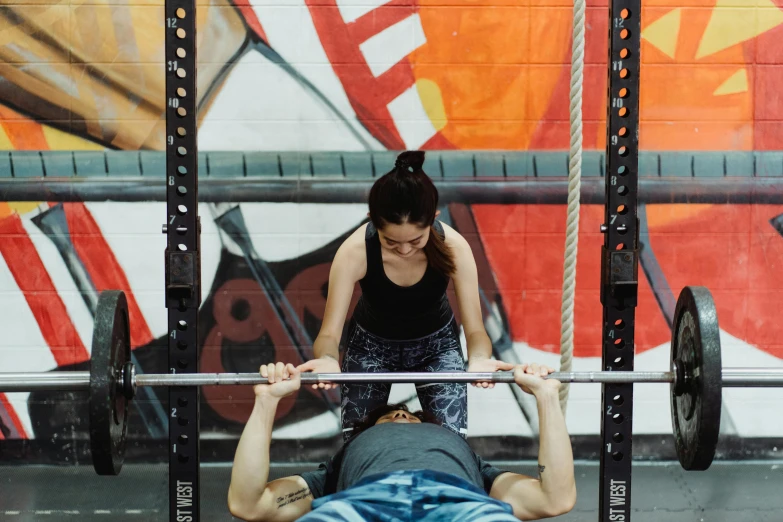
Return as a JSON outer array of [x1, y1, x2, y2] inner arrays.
[[377, 221, 431, 258]]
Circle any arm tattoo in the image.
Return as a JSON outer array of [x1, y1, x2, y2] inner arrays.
[[538, 465, 546, 475], [276, 487, 312, 509]]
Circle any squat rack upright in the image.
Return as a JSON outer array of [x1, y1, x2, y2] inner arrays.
[[159, 1, 643, 522]]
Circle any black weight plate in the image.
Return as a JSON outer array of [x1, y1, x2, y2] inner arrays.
[[90, 290, 130, 475], [670, 286, 722, 471]]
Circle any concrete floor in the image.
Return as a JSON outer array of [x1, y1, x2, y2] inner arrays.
[[1, 461, 781, 521]]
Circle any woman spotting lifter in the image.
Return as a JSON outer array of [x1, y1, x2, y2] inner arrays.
[[298, 151, 512, 441]]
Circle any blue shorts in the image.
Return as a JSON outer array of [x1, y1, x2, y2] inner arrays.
[[297, 469, 517, 522]]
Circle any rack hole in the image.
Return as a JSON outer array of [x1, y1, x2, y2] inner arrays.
[[615, 242, 625, 251], [618, 107, 628, 117], [178, 417, 189, 426], [620, 28, 630, 39], [177, 359, 188, 369], [176, 68, 186, 79], [177, 341, 188, 350], [177, 146, 187, 157], [613, 433, 624, 443], [177, 166, 187, 175], [617, 165, 627, 175], [177, 87, 186, 98], [177, 320, 187, 331], [177, 127, 186, 137], [177, 204, 187, 215], [620, 8, 630, 19], [177, 186, 187, 196], [177, 48, 187, 59], [614, 339, 626, 349], [176, 28, 186, 39], [618, 146, 628, 157], [612, 451, 624, 462], [177, 107, 187, 118], [619, 68, 629, 79], [614, 319, 625, 329], [620, 48, 630, 59], [613, 394, 624, 405], [617, 204, 628, 215], [619, 87, 629, 98], [617, 185, 628, 196], [614, 356, 625, 367], [613, 413, 624, 424], [178, 243, 187, 251], [618, 127, 628, 138], [176, 7, 186, 18]]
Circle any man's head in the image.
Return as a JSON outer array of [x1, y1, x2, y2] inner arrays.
[[348, 403, 438, 441]]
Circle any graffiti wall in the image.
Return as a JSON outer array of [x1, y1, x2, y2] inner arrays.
[[1, 0, 783, 462]]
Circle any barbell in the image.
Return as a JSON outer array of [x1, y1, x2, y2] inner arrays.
[[0, 287, 780, 475]]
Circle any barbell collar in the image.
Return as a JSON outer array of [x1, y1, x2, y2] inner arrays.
[[2, 367, 783, 393]]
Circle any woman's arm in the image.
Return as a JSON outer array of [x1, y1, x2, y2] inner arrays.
[[444, 224, 492, 361], [312, 228, 366, 360]]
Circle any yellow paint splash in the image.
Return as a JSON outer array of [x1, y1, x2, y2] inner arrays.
[[642, 8, 681, 59], [415, 79, 448, 132]]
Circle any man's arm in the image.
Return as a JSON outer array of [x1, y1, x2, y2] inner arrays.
[[227, 364, 314, 522], [489, 364, 577, 520]]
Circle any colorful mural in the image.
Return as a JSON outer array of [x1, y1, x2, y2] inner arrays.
[[1, 0, 782, 462]]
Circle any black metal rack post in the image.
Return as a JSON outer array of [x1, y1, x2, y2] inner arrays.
[[165, 1, 201, 521], [599, 0, 641, 520]]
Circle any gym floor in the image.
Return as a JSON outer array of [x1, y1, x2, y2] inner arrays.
[[1, 461, 781, 521]]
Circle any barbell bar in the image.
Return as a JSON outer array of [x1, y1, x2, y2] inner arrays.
[[2, 287, 779, 476], [1, 367, 782, 393]]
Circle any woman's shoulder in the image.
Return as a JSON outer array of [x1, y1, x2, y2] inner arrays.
[[439, 221, 469, 250]]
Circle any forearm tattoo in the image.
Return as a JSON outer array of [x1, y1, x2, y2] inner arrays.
[[276, 487, 312, 509], [538, 464, 546, 476]]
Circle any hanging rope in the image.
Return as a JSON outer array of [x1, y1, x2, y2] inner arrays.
[[559, 0, 587, 414]]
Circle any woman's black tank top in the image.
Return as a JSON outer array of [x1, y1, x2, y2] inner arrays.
[[351, 221, 454, 340]]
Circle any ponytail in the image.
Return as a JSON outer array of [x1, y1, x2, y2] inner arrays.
[[423, 224, 456, 278], [368, 151, 457, 278]]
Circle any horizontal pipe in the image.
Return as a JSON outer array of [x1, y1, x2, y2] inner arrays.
[[1, 368, 781, 393], [1, 178, 782, 204]]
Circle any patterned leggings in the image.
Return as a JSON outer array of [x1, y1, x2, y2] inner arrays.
[[340, 319, 467, 442], [297, 470, 517, 522]]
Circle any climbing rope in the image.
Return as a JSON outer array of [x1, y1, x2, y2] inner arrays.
[[559, 0, 587, 415]]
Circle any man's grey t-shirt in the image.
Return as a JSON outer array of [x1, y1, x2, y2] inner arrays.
[[299, 422, 508, 498]]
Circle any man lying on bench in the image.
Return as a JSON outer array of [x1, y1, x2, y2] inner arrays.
[[228, 362, 576, 521]]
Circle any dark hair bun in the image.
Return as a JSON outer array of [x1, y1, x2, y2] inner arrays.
[[395, 150, 425, 172]]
